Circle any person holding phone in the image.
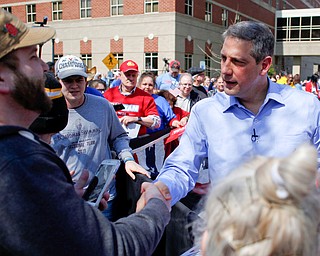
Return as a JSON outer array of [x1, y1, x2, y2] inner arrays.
[[51, 55, 150, 220], [0, 9, 170, 255]]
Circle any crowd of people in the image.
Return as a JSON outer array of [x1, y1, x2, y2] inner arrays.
[[1, 8, 320, 256]]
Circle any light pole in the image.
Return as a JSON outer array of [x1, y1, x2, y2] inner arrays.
[[34, 16, 48, 58], [52, 38, 55, 63]]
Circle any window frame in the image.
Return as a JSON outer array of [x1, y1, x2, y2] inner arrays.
[[112, 53, 124, 71], [145, 0, 159, 13], [2, 6, 12, 13], [185, 0, 193, 16], [81, 54, 92, 69], [205, 2, 212, 22], [26, 4, 36, 23], [52, 1, 63, 21], [144, 52, 158, 73], [80, 0, 91, 19], [222, 9, 228, 27], [111, 0, 123, 16], [184, 54, 193, 71]]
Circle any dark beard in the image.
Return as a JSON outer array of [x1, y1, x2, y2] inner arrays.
[[11, 72, 52, 114]]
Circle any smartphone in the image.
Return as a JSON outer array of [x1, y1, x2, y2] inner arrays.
[[82, 159, 121, 207], [113, 103, 125, 111], [180, 246, 201, 256]]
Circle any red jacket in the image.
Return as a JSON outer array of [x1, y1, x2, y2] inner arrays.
[[305, 81, 319, 96], [104, 87, 159, 135]]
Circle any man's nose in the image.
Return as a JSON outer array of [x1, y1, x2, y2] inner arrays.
[[221, 60, 232, 76]]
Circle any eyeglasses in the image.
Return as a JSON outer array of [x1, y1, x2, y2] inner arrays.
[[181, 83, 192, 87]]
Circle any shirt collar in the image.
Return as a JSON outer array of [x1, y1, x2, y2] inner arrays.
[[223, 78, 285, 112], [119, 84, 136, 96]]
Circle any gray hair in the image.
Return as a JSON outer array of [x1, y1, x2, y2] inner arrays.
[[222, 21, 274, 63]]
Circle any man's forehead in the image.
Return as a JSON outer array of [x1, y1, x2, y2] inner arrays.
[[13, 45, 38, 56], [62, 75, 85, 81], [123, 70, 138, 76], [181, 77, 192, 82]]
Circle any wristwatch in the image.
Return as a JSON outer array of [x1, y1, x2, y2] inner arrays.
[[137, 117, 142, 122]]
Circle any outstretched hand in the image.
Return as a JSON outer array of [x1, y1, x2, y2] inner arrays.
[[125, 160, 151, 180], [136, 181, 171, 212]]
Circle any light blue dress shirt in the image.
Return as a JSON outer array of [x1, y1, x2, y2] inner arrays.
[[157, 80, 320, 205], [156, 72, 180, 91]]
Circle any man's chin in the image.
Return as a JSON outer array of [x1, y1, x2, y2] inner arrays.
[[124, 84, 135, 90], [224, 88, 238, 96]]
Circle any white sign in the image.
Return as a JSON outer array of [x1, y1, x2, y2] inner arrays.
[[200, 61, 206, 70]]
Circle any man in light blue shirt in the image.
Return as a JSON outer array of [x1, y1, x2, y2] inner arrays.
[[156, 60, 181, 90], [143, 21, 320, 206]]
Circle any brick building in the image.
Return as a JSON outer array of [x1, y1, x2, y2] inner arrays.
[[1, 0, 320, 79]]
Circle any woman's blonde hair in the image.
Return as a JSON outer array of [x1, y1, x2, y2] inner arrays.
[[202, 144, 320, 256]]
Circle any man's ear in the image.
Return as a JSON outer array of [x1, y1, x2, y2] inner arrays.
[[260, 56, 272, 76], [0, 66, 12, 94]]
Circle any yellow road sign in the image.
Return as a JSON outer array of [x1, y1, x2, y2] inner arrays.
[[102, 53, 118, 70]]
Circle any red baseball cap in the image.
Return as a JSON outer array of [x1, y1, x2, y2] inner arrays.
[[120, 60, 139, 73], [169, 60, 180, 72]]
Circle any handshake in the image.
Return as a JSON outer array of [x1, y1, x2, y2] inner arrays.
[[136, 181, 172, 212], [75, 170, 171, 213]]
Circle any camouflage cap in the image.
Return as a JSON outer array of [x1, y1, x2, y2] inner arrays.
[[0, 9, 55, 59]]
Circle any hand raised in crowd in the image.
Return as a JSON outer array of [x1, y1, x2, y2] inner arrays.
[[125, 160, 151, 180], [179, 116, 189, 127], [136, 182, 171, 212], [73, 170, 109, 211]]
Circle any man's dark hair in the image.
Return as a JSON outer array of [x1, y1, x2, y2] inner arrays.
[[311, 74, 318, 83], [222, 21, 275, 64]]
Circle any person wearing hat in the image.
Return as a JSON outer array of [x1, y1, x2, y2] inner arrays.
[[156, 60, 181, 91], [187, 67, 208, 97], [104, 59, 160, 136], [0, 9, 170, 255], [52, 55, 152, 218], [46, 61, 55, 74], [29, 72, 68, 143]]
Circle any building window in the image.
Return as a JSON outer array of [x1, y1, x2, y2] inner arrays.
[[185, 0, 193, 16], [222, 9, 228, 27], [54, 54, 63, 63], [276, 16, 320, 42], [235, 13, 241, 23], [26, 4, 36, 23], [80, 0, 91, 18], [112, 53, 123, 71], [81, 54, 92, 69], [205, 55, 211, 77], [145, 52, 158, 73], [185, 54, 193, 71], [111, 0, 123, 16], [145, 0, 158, 13], [2, 7, 12, 13], [52, 1, 62, 21], [205, 2, 212, 22]]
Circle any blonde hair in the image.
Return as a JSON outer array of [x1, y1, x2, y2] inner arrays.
[[202, 144, 320, 256]]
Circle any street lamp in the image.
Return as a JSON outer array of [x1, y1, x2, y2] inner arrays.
[[34, 16, 48, 58]]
